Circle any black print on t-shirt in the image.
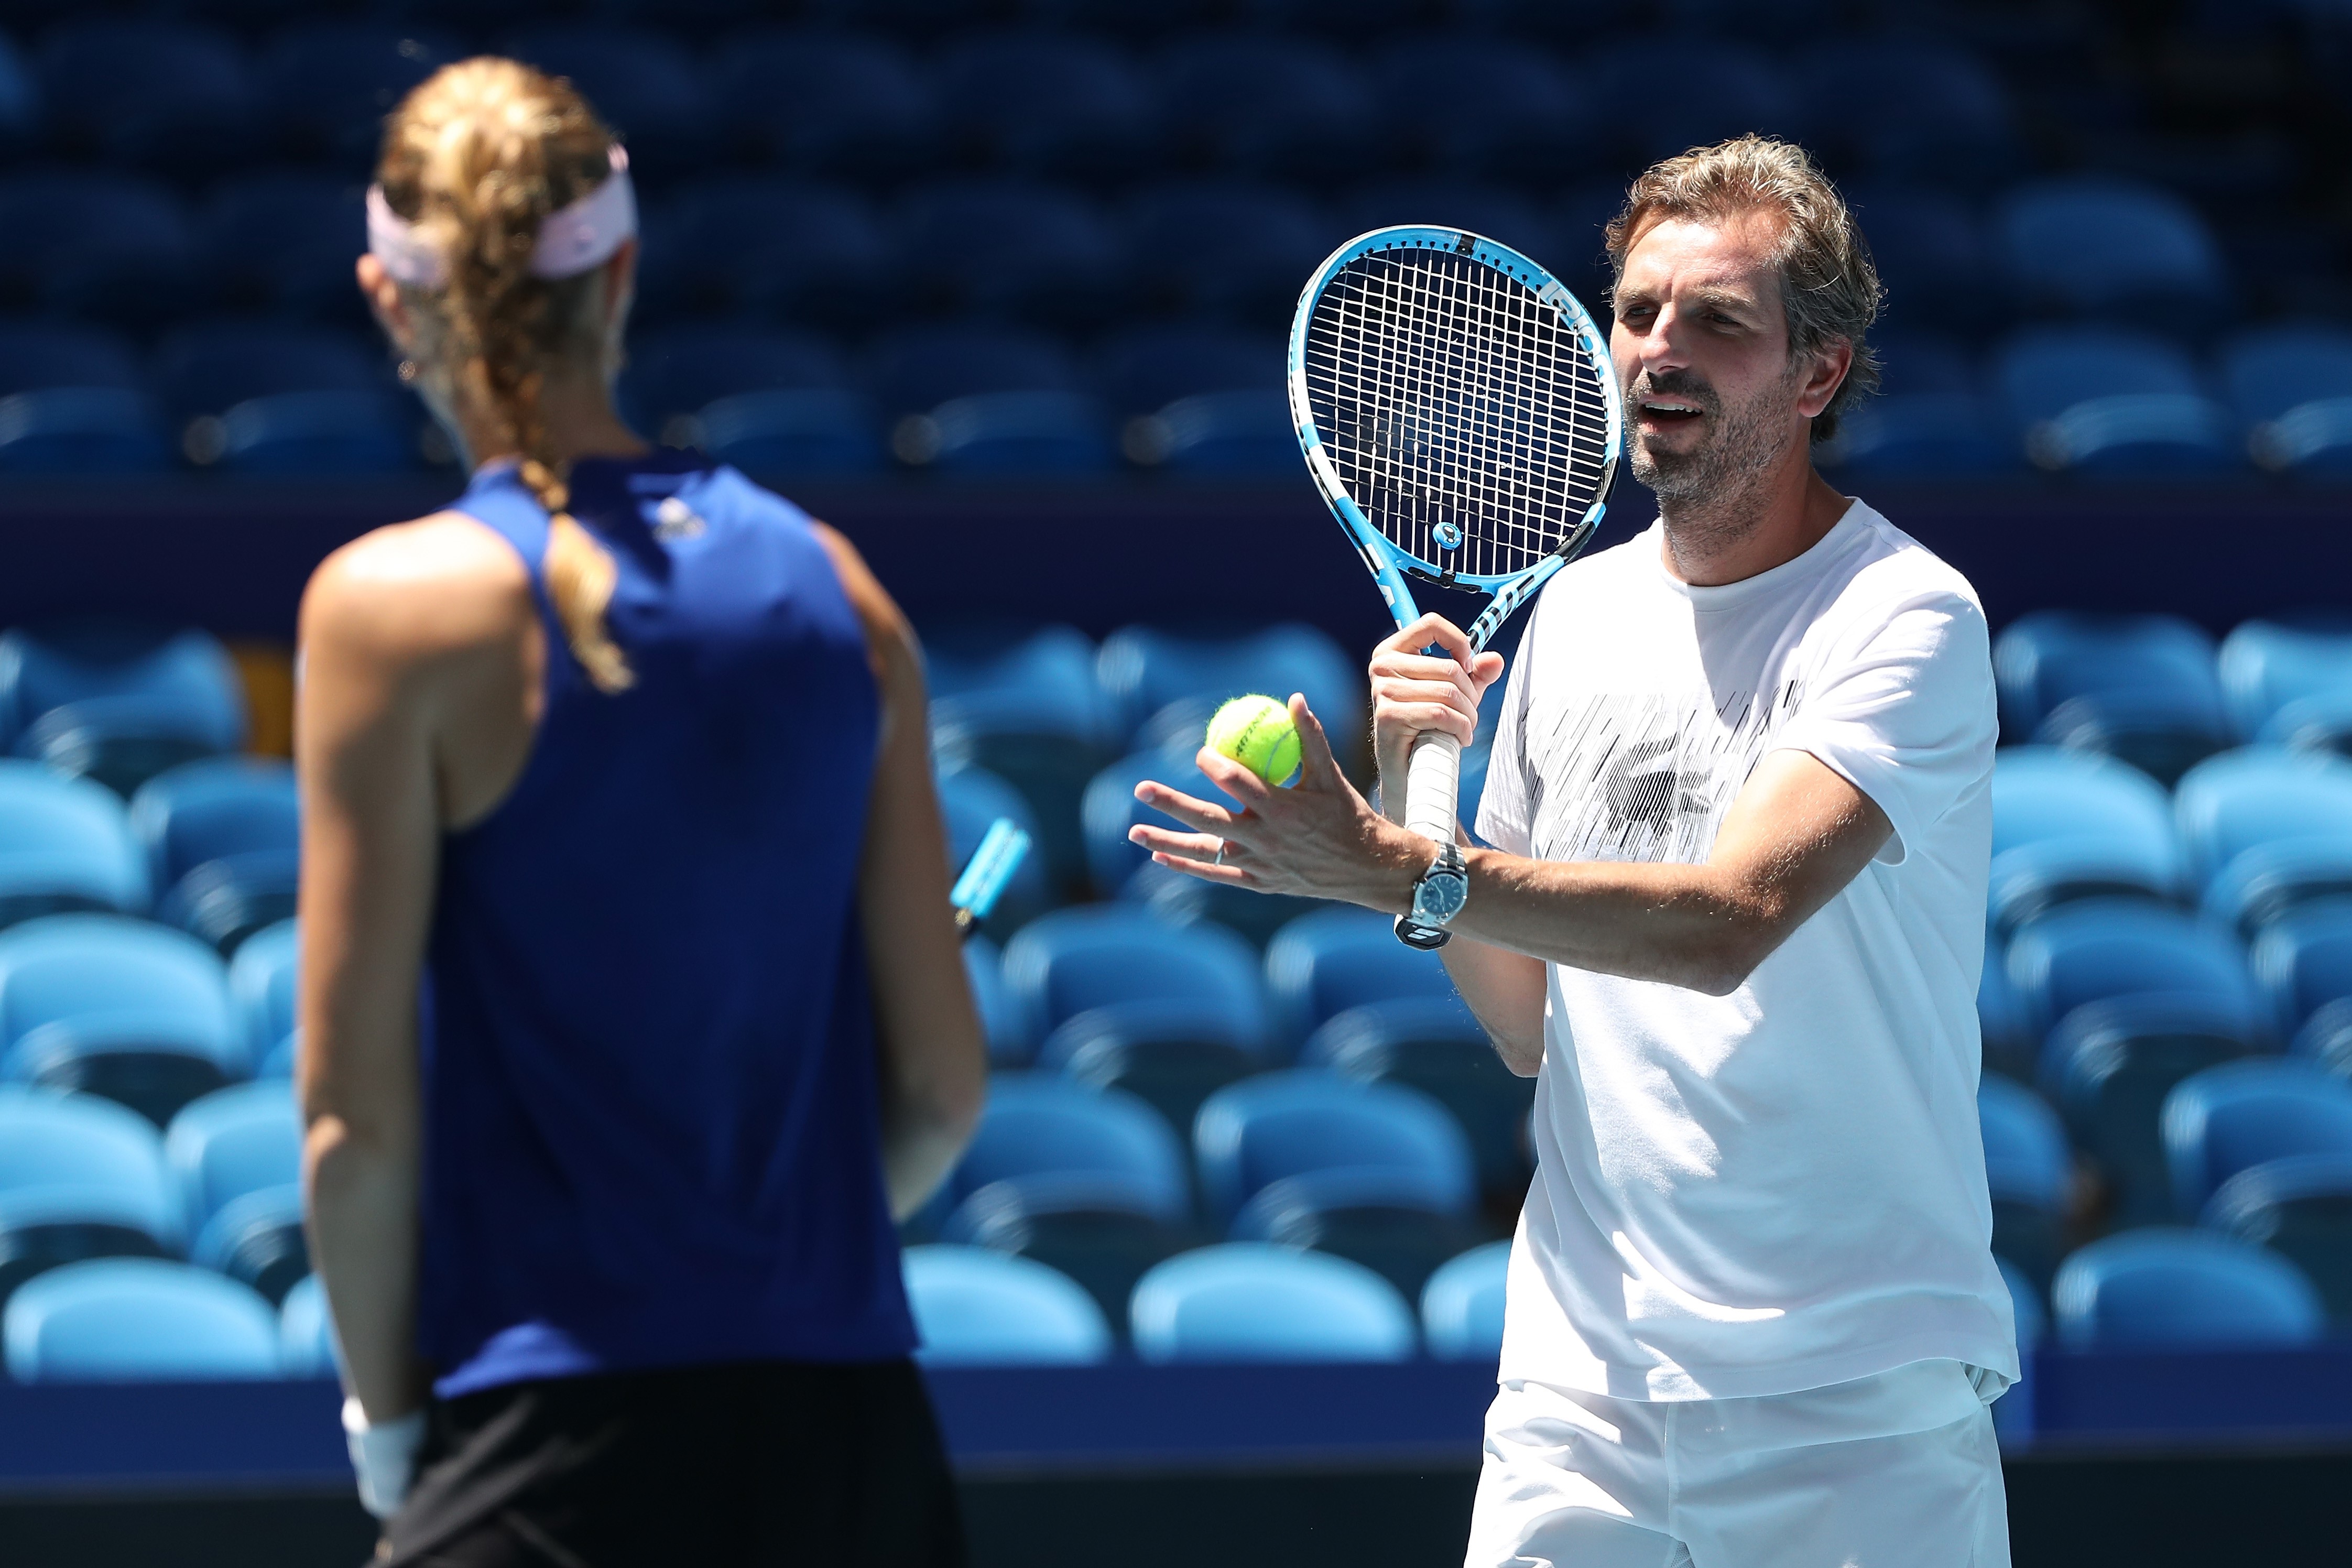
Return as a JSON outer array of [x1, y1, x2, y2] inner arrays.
[[1520, 680, 1804, 864]]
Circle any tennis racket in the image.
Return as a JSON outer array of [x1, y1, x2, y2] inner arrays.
[[1288, 226, 1623, 941], [951, 817, 1031, 939]]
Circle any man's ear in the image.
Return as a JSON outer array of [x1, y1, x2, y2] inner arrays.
[[1795, 337, 1854, 420]]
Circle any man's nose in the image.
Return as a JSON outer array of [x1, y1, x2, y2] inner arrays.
[[1629, 303, 1692, 376]]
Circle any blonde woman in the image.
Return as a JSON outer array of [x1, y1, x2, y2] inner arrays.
[[296, 59, 983, 1564]]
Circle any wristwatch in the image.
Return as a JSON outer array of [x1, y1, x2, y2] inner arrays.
[[1395, 840, 1469, 950]]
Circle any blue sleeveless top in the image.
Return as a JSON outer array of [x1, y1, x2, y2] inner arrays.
[[418, 453, 913, 1399]]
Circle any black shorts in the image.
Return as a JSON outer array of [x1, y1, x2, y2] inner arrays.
[[379, 1358, 965, 1568]]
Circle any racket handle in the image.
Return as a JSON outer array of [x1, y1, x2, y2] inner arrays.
[[1402, 728, 1462, 846]]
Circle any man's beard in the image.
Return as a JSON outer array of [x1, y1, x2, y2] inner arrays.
[[1624, 365, 1803, 532]]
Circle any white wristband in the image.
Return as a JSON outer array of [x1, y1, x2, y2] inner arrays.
[[342, 1396, 427, 1519]]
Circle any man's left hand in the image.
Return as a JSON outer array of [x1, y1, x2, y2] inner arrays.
[[1128, 693, 1434, 912]]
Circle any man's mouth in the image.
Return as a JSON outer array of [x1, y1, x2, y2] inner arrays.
[[1636, 398, 1705, 424]]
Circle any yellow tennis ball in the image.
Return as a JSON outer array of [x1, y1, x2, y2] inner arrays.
[[1206, 694, 1300, 786]]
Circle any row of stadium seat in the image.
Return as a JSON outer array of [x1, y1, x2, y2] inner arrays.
[[0, 21, 2023, 188], [10, 312, 2344, 480]]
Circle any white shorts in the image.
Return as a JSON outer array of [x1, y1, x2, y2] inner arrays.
[[1464, 1360, 2010, 1568]]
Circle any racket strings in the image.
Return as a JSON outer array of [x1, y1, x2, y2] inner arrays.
[[1304, 246, 1611, 578]]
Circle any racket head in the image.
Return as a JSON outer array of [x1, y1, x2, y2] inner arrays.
[[1288, 226, 1623, 602]]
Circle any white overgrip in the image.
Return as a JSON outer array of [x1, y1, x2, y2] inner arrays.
[[1403, 727, 1462, 846]]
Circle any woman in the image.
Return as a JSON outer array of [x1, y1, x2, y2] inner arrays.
[[297, 58, 984, 1565]]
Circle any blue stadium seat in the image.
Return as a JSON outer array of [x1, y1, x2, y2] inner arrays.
[[1080, 745, 1222, 899], [1979, 1076, 2072, 1292], [0, 174, 199, 333], [277, 1271, 334, 1377], [2223, 323, 2352, 477], [0, 761, 147, 928], [932, 30, 1157, 180], [1991, 612, 2230, 785], [2163, 1059, 2352, 1218], [1036, 995, 1265, 1138], [1093, 325, 1281, 420], [3, 1257, 281, 1381], [1194, 1070, 1475, 1230], [1996, 178, 2229, 320], [1826, 324, 2008, 468], [1157, 34, 1371, 177], [1121, 180, 1337, 325], [37, 20, 256, 177], [930, 625, 1114, 901], [1993, 327, 2239, 477], [1871, 330, 1979, 399], [1421, 1240, 1510, 1363], [165, 1081, 304, 1304], [1227, 1156, 1483, 1301], [499, 24, 712, 182], [0, 320, 167, 474], [2201, 1151, 2352, 1325], [197, 175, 366, 326], [257, 22, 463, 175], [893, 179, 1121, 331], [940, 1075, 1194, 1321], [129, 759, 297, 955], [1994, 1256, 2043, 1444], [898, 390, 1117, 476], [1987, 747, 2183, 934], [715, 29, 934, 180], [1120, 390, 1296, 476], [1097, 624, 1361, 757], [0, 624, 245, 798], [2251, 900, 2352, 1039], [1129, 1243, 1417, 1364], [1830, 394, 2019, 476], [2009, 900, 2268, 1223], [2051, 1229, 2323, 1348], [1597, 40, 1795, 167], [1265, 907, 1461, 1050], [0, 1088, 176, 1308], [155, 322, 406, 474], [864, 323, 1082, 422], [1792, 42, 2017, 186], [2298, 996, 2352, 1077], [1979, 943, 2036, 1084], [1336, 180, 1556, 266], [1003, 905, 1269, 1053], [227, 920, 297, 1081], [1366, 37, 1587, 183], [935, 763, 1050, 940], [0, 915, 241, 1127], [0, 34, 32, 158], [2175, 748, 2352, 894], [902, 1244, 1113, 1366], [695, 391, 884, 476], [961, 937, 1020, 1067], [0, 321, 145, 398], [622, 324, 873, 473], [637, 181, 890, 330], [2218, 618, 2352, 747]]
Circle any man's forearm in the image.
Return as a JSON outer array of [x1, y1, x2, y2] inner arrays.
[[1451, 850, 1781, 995]]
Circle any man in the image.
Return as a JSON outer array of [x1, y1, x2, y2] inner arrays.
[[1131, 135, 2012, 1567]]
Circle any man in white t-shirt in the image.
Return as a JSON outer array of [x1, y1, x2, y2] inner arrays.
[[1130, 134, 2011, 1567]]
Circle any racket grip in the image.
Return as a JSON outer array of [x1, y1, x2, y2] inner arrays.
[[1402, 728, 1462, 846]]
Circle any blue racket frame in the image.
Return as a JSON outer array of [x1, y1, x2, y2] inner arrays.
[[1286, 226, 1625, 654]]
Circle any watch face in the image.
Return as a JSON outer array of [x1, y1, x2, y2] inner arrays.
[[1414, 869, 1469, 924]]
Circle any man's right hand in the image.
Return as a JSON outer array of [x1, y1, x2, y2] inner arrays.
[[1369, 614, 1505, 826]]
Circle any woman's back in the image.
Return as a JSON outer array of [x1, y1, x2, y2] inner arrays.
[[419, 452, 911, 1396]]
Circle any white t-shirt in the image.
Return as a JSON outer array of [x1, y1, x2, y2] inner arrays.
[[1474, 499, 2015, 1402]]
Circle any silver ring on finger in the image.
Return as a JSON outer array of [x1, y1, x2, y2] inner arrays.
[[1212, 839, 1227, 866]]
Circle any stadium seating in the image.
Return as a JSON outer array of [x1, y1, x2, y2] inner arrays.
[[1264, 907, 1461, 1051], [2251, 900, 2352, 1039], [276, 1271, 335, 1377], [0, 1087, 176, 1308], [1096, 624, 1359, 755], [499, 24, 712, 184], [1980, 1076, 2073, 1292], [227, 919, 297, 1080], [0, 914, 242, 1127], [1129, 1243, 1417, 1364], [0, 320, 149, 400], [946, 1074, 1189, 1218], [1420, 1240, 1510, 1363], [2051, 1229, 2324, 1348], [1156, 33, 1370, 177], [1079, 745, 1223, 902], [2217, 617, 2352, 749], [3, 1257, 284, 1381], [1121, 180, 1337, 326], [256, 21, 463, 175], [930, 30, 1158, 180], [1991, 612, 2230, 785], [2220, 323, 2352, 476], [1792, 41, 2017, 187], [0, 173, 198, 336], [35, 20, 256, 179], [864, 322, 1083, 423], [1590, 40, 1792, 170], [164, 1082, 304, 1305], [1986, 746, 2183, 934], [0, 321, 168, 474], [935, 763, 1051, 940], [1366, 37, 1586, 183], [2162, 1060, 2352, 1219], [128, 758, 298, 954], [153, 321, 408, 475], [893, 179, 1123, 332], [0, 761, 147, 927], [714, 29, 934, 181], [2201, 1150, 2352, 1325], [636, 186, 891, 334], [901, 1244, 1113, 1366], [197, 175, 365, 328], [1996, 178, 2229, 320], [1992, 328, 2240, 478], [2175, 748, 2352, 894]]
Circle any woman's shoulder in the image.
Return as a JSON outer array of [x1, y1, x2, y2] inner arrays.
[[301, 511, 538, 668]]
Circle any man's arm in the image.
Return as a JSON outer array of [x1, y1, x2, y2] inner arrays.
[[815, 526, 986, 1219]]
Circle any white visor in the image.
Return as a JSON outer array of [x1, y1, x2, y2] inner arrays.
[[367, 145, 636, 291]]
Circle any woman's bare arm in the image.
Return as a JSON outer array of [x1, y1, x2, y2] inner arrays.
[[815, 525, 987, 1218], [296, 517, 537, 1423]]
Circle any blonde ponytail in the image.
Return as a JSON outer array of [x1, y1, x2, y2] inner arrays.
[[378, 58, 635, 693]]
